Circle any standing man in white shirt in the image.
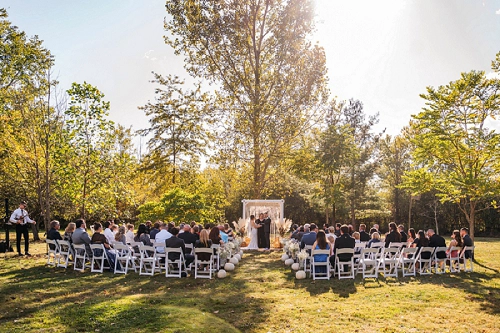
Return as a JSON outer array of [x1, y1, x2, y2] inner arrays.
[[103, 221, 115, 245], [9, 201, 36, 256], [154, 222, 172, 253]]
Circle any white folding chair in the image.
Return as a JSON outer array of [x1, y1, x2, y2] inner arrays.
[[417, 247, 435, 275], [389, 242, 404, 249], [335, 248, 355, 279], [448, 246, 461, 273], [90, 244, 110, 273], [211, 244, 220, 271], [113, 243, 136, 274], [153, 242, 167, 273], [433, 246, 448, 274], [165, 248, 187, 278], [358, 247, 380, 279], [46, 239, 59, 266], [139, 245, 156, 276], [57, 240, 74, 268], [194, 248, 213, 279], [185, 243, 194, 255], [379, 247, 400, 278], [460, 246, 475, 272], [73, 244, 89, 272], [399, 247, 418, 277], [303, 245, 313, 277], [311, 249, 331, 280]]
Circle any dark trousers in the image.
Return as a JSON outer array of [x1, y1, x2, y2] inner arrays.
[[264, 232, 270, 249], [16, 224, 29, 254]]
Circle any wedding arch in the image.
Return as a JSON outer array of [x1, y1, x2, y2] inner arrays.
[[242, 199, 284, 241]]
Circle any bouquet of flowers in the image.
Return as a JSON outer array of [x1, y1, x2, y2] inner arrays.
[[232, 237, 242, 252], [274, 218, 293, 238], [283, 239, 291, 253], [297, 249, 309, 262], [232, 218, 246, 237], [288, 241, 300, 259], [226, 241, 236, 254], [218, 246, 231, 261]]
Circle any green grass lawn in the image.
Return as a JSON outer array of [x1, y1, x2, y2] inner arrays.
[[0, 237, 498, 333]]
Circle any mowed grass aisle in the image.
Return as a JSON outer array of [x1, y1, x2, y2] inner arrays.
[[0, 239, 499, 333]]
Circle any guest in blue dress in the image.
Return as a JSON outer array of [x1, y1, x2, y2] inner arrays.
[[312, 230, 332, 273]]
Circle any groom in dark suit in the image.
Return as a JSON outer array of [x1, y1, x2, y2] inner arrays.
[[256, 213, 265, 249], [263, 212, 271, 250]]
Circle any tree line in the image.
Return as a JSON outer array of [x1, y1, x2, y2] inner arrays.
[[1, 2, 499, 240]]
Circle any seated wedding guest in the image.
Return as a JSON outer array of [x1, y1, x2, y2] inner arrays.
[[328, 226, 336, 236], [291, 225, 305, 241], [103, 221, 115, 245], [367, 232, 381, 248], [72, 219, 92, 254], [446, 230, 463, 258], [415, 230, 430, 258], [167, 222, 175, 232], [359, 224, 370, 242], [115, 226, 127, 245], [352, 232, 361, 244], [311, 230, 332, 273], [348, 224, 354, 235], [407, 228, 416, 245], [334, 223, 341, 237], [300, 224, 317, 250], [209, 226, 223, 246], [428, 229, 446, 259], [460, 227, 474, 259], [398, 225, 408, 242], [195, 229, 213, 266], [193, 225, 200, 236], [330, 224, 355, 269], [145, 220, 152, 234], [223, 223, 234, 240], [385, 222, 402, 247], [178, 224, 198, 245], [165, 227, 195, 274], [190, 221, 196, 228], [126, 224, 135, 244], [134, 223, 153, 246], [64, 222, 76, 244], [47, 220, 62, 250], [371, 224, 380, 236], [149, 222, 160, 240], [369, 227, 377, 236], [218, 225, 229, 243], [155, 222, 173, 253], [327, 233, 336, 246], [290, 224, 298, 236], [323, 224, 329, 232], [91, 222, 118, 271]]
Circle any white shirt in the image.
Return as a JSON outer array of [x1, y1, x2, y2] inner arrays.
[[104, 228, 115, 245], [9, 208, 34, 225], [125, 230, 135, 244], [154, 229, 172, 253]]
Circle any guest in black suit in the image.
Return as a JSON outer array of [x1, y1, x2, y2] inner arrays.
[[47, 220, 62, 250], [358, 224, 370, 242], [178, 225, 198, 245], [398, 225, 408, 243], [334, 223, 341, 237], [263, 212, 271, 250], [329, 224, 355, 269], [427, 229, 447, 259], [460, 227, 474, 259], [165, 227, 195, 269], [384, 222, 402, 247], [256, 213, 265, 248], [300, 224, 317, 250]]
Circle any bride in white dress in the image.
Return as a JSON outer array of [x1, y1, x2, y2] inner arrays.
[[246, 215, 261, 250]]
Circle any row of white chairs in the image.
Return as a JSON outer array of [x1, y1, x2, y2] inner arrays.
[[46, 239, 223, 279], [299, 243, 474, 280]]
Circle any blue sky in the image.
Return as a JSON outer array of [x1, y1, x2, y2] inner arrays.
[[3, 0, 500, 139]]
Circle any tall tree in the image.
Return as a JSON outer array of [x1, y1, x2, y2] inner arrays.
[[65, 82, 115, 219], [401, 53, 500, 239], [139, 73, 212, 186], [165, 0, 328, 198]]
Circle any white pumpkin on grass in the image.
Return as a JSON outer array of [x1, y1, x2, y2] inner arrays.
[[234, 254, 241, 261], [284, 258, 294, 266], [224, 263, 235, 271], [291, 263, 300, 271], [217, 269, 227, 278], [229, 257, 239, 265], [239, 250, 243, 257], [281, 254, 289, 262], [295, 270, 306, 279]]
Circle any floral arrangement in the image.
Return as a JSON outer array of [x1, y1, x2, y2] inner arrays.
[[274, 218, 293, 238], [232, 218, 246, 237], [288, 241, 300, 258], [218, 246, 231, 260], [297, 249, 309, 262], [226, 241, 236, 254], [232, 237, 242, 252]]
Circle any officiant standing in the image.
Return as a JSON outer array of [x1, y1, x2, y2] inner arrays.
[[263, 212, 271, 250], [256, 213, 265, 248]]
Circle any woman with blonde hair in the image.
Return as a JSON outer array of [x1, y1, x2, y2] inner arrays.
[[194, 229, 213, 266], [115, 226, 127, 245], [64, 222, 76, 243]]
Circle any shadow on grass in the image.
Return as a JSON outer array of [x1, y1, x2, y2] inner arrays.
[[0, 254, 272, 333]]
